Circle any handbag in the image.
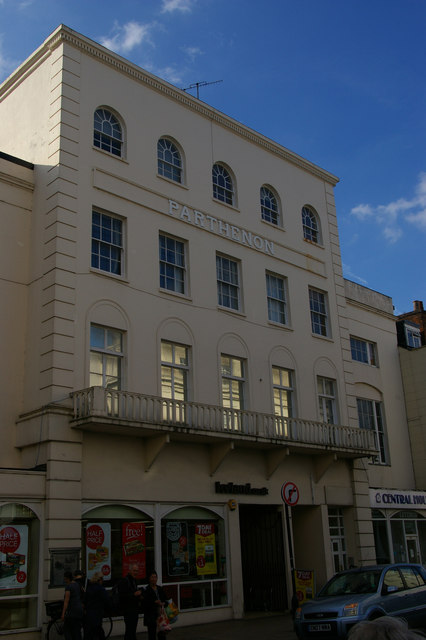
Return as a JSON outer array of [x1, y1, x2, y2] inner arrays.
[[165, 600, 179, 624], [157, 605, 172, 633]]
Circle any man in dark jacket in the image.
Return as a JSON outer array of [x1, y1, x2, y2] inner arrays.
[[118, 564, 143, 640]]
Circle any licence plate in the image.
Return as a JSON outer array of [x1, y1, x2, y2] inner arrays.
[[308, 624, 332, 632]]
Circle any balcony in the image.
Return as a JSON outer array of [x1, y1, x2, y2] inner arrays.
[[70, 387, 377, 475]]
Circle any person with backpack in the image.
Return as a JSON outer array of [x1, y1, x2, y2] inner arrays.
[[118, 563, 143, 640]]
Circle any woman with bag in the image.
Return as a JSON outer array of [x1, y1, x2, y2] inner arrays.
[[143, 570, 170, 640]]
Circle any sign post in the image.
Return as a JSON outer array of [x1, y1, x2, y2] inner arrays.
[[281, 482, 299, 615]]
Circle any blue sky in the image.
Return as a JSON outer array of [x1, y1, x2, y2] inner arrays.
[[1, 0, 425, 315]]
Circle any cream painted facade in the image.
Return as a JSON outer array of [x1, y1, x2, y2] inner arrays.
[[0, 25, 421, 639], [399, 346, 426, 489]]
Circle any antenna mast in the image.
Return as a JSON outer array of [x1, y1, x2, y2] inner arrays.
[[182, 79, 223, 99]]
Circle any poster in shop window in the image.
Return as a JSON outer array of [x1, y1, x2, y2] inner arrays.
[[0, 524, 28, 589], [166, 522, 189, 576], [122, 522, 146, 579], [195, 523, 217, 576], [86, 523, 111, 581]]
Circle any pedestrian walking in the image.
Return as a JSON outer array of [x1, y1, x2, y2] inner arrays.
[[61, 570, 84, 640], [118, 563, 143, 640], [83, 571, 111, 640], [143, 570, 169, 640]]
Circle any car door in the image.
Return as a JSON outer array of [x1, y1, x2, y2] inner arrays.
[[380, 567, 407, 617], [398, 566, 426, 627]]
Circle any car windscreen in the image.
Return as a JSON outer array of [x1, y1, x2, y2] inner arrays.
[[318, 570, 382, 596]]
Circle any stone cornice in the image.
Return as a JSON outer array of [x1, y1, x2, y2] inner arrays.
[[0, 170, 34, 192], [345, 296, 396, 321], [1, 25, 339, 187]]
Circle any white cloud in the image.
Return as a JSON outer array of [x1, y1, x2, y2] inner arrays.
[[342, 263, 368, 286], [181, 45, 203, 62], [350, 172, 426, 243], [100, 21, 152, 55], [161, 0, 195, 13], [0, 36, 18, 81], [143, 61, 183, 86]]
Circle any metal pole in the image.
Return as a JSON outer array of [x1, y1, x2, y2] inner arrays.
[[285, 502, 298, 616]]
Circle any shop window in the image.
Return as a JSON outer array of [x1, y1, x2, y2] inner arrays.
[[372, 510, 426, 565], [81, 505, 154, 589], [161, 507, 227, 611], [371, 510, 391, 564], [0, 503, 40, 632]]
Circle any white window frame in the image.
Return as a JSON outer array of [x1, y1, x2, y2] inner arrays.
[[266, 272, 288, 325], [157, 137, 183, 183], [302, 205, 320, 243], [260, 185, 280, 225], [160, 341, 189, 402], [221, 354, 245, 430], [93, 107, 123, 157], [272, 366, 294, 418], [328, 507, 348, 573], [350, 336, 378, 366], [212, 163, 235, 206], [89, 324, 124, 390], [406, 326, 422, 348], [216, 254, 241, 311], [91, 209, 124, 277], [159, 233, 187, 295], [309, 288, 329, 337], [317, 376, 338, 424], [357, 398, 387, 464]]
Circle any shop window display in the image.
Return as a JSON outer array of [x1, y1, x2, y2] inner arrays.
[[372, 510, 426, 565], [161, 507, 227, 610], [0, 503, 40, 631], [82, 505, 154, 587]]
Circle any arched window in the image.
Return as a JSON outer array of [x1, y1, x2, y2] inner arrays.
[[212, 163, 234, 206], [82, 505, 154, 585], [161, 506, 228, 609], [157, 138, 183, 183], [260, 186, 280, 225], [93, 108, 123, 157], [302, 205, 320, 243], [0, 503, 40, 631]]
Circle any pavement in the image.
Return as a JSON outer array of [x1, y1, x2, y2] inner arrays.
[[117, 613, 298, 640]]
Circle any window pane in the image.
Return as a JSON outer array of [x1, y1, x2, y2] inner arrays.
[[161, 342, 173, 363], [175, 345, 188, 366], [90, 325, 105, 349], [90, 352, 103, 375], [106, 329, 122, 353]]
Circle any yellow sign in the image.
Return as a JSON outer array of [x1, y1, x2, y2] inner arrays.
[[195, 523, 217, 576], [294, 569, 315, 604]]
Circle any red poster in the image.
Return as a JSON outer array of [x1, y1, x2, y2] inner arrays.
[[122, 522, 146, 578]]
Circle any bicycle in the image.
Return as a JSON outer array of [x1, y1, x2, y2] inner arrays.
[[45, 600, 113, 639]]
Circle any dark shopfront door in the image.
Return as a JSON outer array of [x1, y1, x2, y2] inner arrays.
[[239, 504, 287, 612]]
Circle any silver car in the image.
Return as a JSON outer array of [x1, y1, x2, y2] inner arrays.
[[294, 564, 426, 639]]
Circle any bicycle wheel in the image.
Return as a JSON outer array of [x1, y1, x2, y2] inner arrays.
[[46, 618, 64, 639], [102, 616, 113, 638]]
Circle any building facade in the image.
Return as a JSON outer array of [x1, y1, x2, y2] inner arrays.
[[0, 25, 421, 638]]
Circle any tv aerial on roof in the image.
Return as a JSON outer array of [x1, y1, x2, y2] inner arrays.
[[182, 80, 223, 99]]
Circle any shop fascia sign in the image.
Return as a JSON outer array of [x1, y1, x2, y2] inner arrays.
[[370, 488, 426, 509], [167, 200, 275, 256], [215, 481, 268, 496]]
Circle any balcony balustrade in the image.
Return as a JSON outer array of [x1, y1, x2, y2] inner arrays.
[[70, 387, 378, 458]]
